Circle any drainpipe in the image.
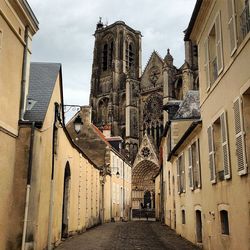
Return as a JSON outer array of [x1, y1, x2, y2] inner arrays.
[[122, 161, 125, 220], [19, 26, 29, 120], [48, 103, 59, 250], [110, 173, 113, 221], [160, 166, 164, 223], [21, 121, 35, 250]]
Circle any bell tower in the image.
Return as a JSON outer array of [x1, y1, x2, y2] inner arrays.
[[90, 19, 142, 139]]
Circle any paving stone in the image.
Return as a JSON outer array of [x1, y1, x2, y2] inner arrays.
[[56, 221, 199, 250]]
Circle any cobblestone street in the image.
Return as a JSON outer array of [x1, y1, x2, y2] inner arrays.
[[56, 221, 199, 250]]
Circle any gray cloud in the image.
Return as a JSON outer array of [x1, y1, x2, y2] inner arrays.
[[28, 0, 196, 106]]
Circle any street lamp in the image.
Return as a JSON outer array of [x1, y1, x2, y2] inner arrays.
[[111, 167, 120, 178], [73, 115, 83, 133]]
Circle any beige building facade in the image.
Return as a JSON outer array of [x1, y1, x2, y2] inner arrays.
[[8, 63, 102, 250], [110, 150, 132, 221], [161, 0, 250, 249], [67, 107, 132, 223], [0, 1, 38, 249]]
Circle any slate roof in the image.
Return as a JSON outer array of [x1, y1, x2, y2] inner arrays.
[[24, 62, 61, 122], [174, 90, 200, 119]]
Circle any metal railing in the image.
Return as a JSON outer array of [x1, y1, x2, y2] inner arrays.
[[132, 209, 155, 219]]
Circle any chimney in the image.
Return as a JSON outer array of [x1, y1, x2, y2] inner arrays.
[[102, 124, 111, 138], [80, 106, 92, 124]]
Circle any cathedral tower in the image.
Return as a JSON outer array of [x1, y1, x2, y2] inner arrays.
[[90, 19, 142, 139]]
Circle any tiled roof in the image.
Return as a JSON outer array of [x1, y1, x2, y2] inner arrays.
[[24, 62, 61, 122], [174, 90, 200, 119]]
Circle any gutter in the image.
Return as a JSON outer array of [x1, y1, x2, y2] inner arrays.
[[184, 0, 203, 41], [167, 120, 202, 161], [21, 121, 35, 250], [162, 120, 171, 137], [22, 0, 39, 30]]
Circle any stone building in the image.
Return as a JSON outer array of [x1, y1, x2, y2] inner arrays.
[[11, 63, 104, 250], [0, 1, 38, 249], [159, 0, 250, 249], [89, 19, 198, 213], [67, 107, 132, 222]]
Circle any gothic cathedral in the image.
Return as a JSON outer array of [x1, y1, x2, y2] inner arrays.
[[89, 19, 198, 211]]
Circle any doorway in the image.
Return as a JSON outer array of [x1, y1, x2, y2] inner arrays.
[[196, 210, 202, 243], [61, 162, 71, 238], [144, 190, 151, 208]]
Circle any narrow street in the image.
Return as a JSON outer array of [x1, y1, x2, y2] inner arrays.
[[56, 221, 199, 250]]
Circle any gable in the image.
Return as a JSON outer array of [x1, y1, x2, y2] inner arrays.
[[140, 51, 164, 90], [133, 133, 159, 168]]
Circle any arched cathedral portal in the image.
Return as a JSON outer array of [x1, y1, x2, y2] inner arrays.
[[132, 134, 159, 212]]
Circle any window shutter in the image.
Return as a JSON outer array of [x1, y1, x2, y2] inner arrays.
[[177, 158, 181, 194], [204, 38, 210, 89], [0, 30, 3, 49], [215, 12, 224, 74], [196, 139, 202, 188], [228, 0, 237, 54], [188, 146, 194, 190], [182, 153, 186, 193], [233, 97, 247, 175], [207, 125, 216, 183], [220, 112, 231, 179]]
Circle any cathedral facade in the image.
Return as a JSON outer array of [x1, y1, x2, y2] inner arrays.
[[89, 19, 198, 210]]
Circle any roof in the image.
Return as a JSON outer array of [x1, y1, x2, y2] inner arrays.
[[22, 0, 39, 30], [95, 20, 141, 36], [174, 90, 200, 119], [167, 120, 202, 161], [184, 0, 203, 41], [92, 124, 111, 146], [141, 50, 164, 78], [24, 63, 61, 123]]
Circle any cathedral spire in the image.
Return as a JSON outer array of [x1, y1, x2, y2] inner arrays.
[[164, 48, 173, 66], [96, 17, 104, 30]]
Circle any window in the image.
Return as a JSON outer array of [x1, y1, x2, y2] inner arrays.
[[228, 0, 237, 54], [220, 210, 230, 235], [177, 153, 185, 194], [102, 43, 108, 71], [204, 12, 223, 89], [207, 111, 231, 183], [240, 0, 250, 39], [188, 139, 201, 190], [181, 209, 186, 224], [108, 41, 113, 68], [126, 42, 135, 70], [233, 96, 248, 175]]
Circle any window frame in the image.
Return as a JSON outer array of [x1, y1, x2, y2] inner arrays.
[[204, 11, 224, 91]]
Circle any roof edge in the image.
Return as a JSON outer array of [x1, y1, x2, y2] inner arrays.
[[167, 120, 202, 161], [184, 0, 203, 41]]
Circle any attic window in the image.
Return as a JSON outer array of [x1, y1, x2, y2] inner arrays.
[[26, 99, 37, 110]]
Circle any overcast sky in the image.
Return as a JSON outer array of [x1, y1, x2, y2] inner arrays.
[[28, 0, 196, 106]]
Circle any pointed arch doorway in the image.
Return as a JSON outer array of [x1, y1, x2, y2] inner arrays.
[[61, 162, 71, 238], [131, 134, 160, 219]]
